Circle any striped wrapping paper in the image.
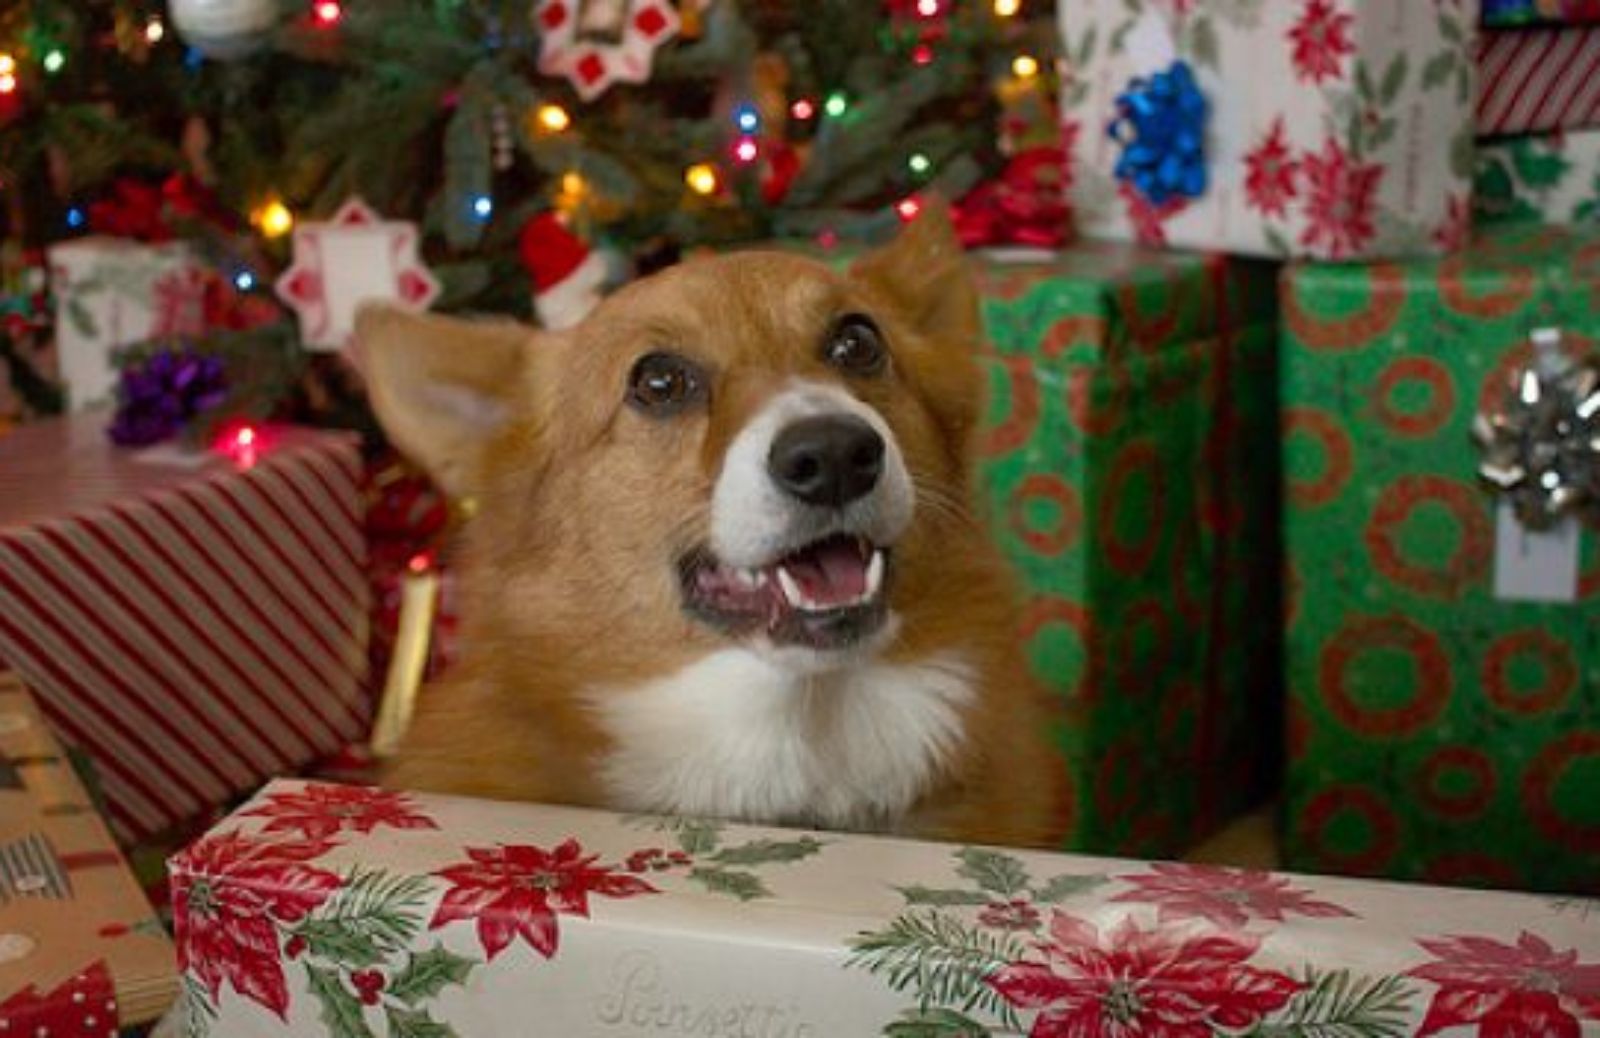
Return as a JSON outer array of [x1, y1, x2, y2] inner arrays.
[[0, 416, 372, 843], [1477, 25, 1600, 134]]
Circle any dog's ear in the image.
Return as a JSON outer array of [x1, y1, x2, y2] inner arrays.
[[352, 305, 534, 498], [849, 197, 981, 347]]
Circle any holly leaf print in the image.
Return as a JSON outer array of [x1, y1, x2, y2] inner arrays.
[[1356, 62, 1376, 103], [1264, 225, 1293, 256], [674, 820, 723, 855], [1188, 16, 1222, 72], [1450, 129, 1475, 180], [1379, 53, 1408, 106], [306, 964, 375, 1038], [955, 848, 1029, 898], [896, 886, 994, 907], [1031, 873, 1108, 903], [883, 1006, 991, 1037], [1369, 117, 1398, 151], [689, 866, 770, 901], [387, 944, 476, 1007], [1074, 25, 1097, 67], [710, 837, 826, 866], [1422, 51, 1455, 91], [386, 1006, 458, 1038], [1509, 141, 1571, 189]]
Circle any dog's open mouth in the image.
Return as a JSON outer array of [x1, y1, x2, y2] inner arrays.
[[679, 533, 891, 650]]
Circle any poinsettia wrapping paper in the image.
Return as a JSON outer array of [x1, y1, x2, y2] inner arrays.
[[1476, 25, 1600, 134], [0, 671, 176, 1029], [1476, 130, 1600, 225], [793, 240, 1281, 856], [46, 237, 208, 412], [0, 415, 373, 843], [1281, 224, 1600, 895], [1059, 0, 1478, 260], [170, 778, 1600, 1037]]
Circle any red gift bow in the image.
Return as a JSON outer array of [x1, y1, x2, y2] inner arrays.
[[952, 147, 1073, 250]]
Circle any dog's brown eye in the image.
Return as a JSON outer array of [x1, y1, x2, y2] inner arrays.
[[627, 352, 705, 415], [824, 316, 887, 376]]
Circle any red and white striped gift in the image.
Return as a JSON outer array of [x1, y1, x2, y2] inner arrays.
[[0, 416, 372, 843], [1476, 25, 1600, 135]]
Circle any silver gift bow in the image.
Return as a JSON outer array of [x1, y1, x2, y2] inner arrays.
[[1473, 328, 1600, 530]]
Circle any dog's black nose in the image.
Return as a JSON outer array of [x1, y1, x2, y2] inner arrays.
[[769, 415, 885, 508]]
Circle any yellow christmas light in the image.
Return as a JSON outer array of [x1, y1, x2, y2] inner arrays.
[[146, 18, 167, 43], [537, 103, 571, 133], [994, 0, 1021, 16], [685, 163, 719, 196], [1012, 54, 1040, 79], [0, 55, 15, 75], [256, 200, 295, 239]]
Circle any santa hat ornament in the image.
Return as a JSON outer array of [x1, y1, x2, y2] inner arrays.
[[519, 212, 607, 330]]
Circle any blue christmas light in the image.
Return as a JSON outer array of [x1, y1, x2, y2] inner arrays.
[[184, 47, 204, 70], [734, 103, 761, 134], [235, 271, 256, 291], [472, 195, 494, 220], [65, 207, 85, 229]]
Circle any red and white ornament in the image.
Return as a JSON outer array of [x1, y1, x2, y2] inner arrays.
[[533, 0, 682, 102], [274, 198, 439, 352], [518, 212, 607, 330]]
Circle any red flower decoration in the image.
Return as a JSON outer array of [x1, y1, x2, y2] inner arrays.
[[1298, 136, 1384, 259], [1409, 931, 1600, 1038], [1433, 192, 1471, 253], [987, 910, 1302, 1037], [1243, 117, 1301, 219], [1111, 863, 1354, 930], [1288, 0, 1355, 84], [430, 840, 657, 960], [1119, 181, 1188, 247], [980, 899, 1044, 932], [242, 784, 439, 843], [172, 832, 341, 1019]]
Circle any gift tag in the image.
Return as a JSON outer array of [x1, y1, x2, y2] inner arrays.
[[1493, 501, 1580, 603]]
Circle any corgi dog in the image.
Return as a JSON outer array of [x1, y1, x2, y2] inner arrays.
[[356, 203, 1064, 848]]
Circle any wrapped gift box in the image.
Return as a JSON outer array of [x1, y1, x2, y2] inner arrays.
[[0, 415, 373, 843], [969, 246, 1281, 857], [0, 670, 177, 1030], [1477, 26, 1600, 135], [1476, 130, 1600, 224], [1483, 0, 1600, 25], [1059, 0, 1477, 260], [170, 778, 1600, 1037], [1280, 224, 1600, 895], [46, 237, 209, 413]]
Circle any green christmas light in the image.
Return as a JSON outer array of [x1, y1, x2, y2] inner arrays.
[[42, 49, 65, 74], [908, 153, 931, 175], [824, 92, 848, 118]]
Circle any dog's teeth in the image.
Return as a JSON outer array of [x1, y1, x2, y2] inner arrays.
[[734, 567, 761, 590], [865, 550, 885, 598], [775, 566, 804, 608]]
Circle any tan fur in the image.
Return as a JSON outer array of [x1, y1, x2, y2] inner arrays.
[[357, 203, 1068, 849]]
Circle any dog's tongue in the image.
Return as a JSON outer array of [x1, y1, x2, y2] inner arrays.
[[780, 538, 868, 607]]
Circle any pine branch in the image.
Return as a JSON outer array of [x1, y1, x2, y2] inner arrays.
[[847, 910, 1026, 1026], [295, 866, 433, 967], [1250, 968, 1418, 1038]]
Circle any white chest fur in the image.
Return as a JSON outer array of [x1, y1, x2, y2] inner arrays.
[[586, 650, 975, 830]]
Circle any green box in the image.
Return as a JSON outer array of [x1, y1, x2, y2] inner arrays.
[[1280, 224, 1600, 894], [969, 246, 1281, 857]]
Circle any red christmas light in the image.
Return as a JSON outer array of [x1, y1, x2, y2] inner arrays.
[[732, 136, 759, 164], [895, 197, 923, 222], [912, 44, 935, 65], [790, 98, 816, 121], [313, 1, 343, 26]]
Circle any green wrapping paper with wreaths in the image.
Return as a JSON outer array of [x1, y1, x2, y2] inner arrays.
[[1280, 224, 1600, 895]]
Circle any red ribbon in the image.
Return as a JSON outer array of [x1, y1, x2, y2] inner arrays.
[[952, 147, 1074, 250]]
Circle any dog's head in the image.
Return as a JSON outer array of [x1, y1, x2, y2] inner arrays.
[[357, 203, 984, 672]]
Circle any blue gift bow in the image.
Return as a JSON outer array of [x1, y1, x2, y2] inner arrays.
[[1107, 59, 1209, 207]]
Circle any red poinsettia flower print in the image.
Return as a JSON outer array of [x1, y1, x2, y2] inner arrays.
[[1408, 931, 1600, 1038], [987, 910, 1303, 1037], [1298, 136, 1384, 259], [430, 840, 657, 960], [1119, 181, 1188, 247], [172, 832, 341, 1019], [1243, 117, 1300, 219], [1111, 863, 1354, 930], [1288, 0, 1355, 84], [242, 783, 439, 842]]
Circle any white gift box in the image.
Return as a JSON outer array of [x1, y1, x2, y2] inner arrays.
[[46, 238, 207, 412], [170, 780, 1600, 1037], [1060, 0, 1479, 260]]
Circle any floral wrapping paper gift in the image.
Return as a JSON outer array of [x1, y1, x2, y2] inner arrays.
[[169, 779, 1600, 1038], [1059, 0, 1478, 260]]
